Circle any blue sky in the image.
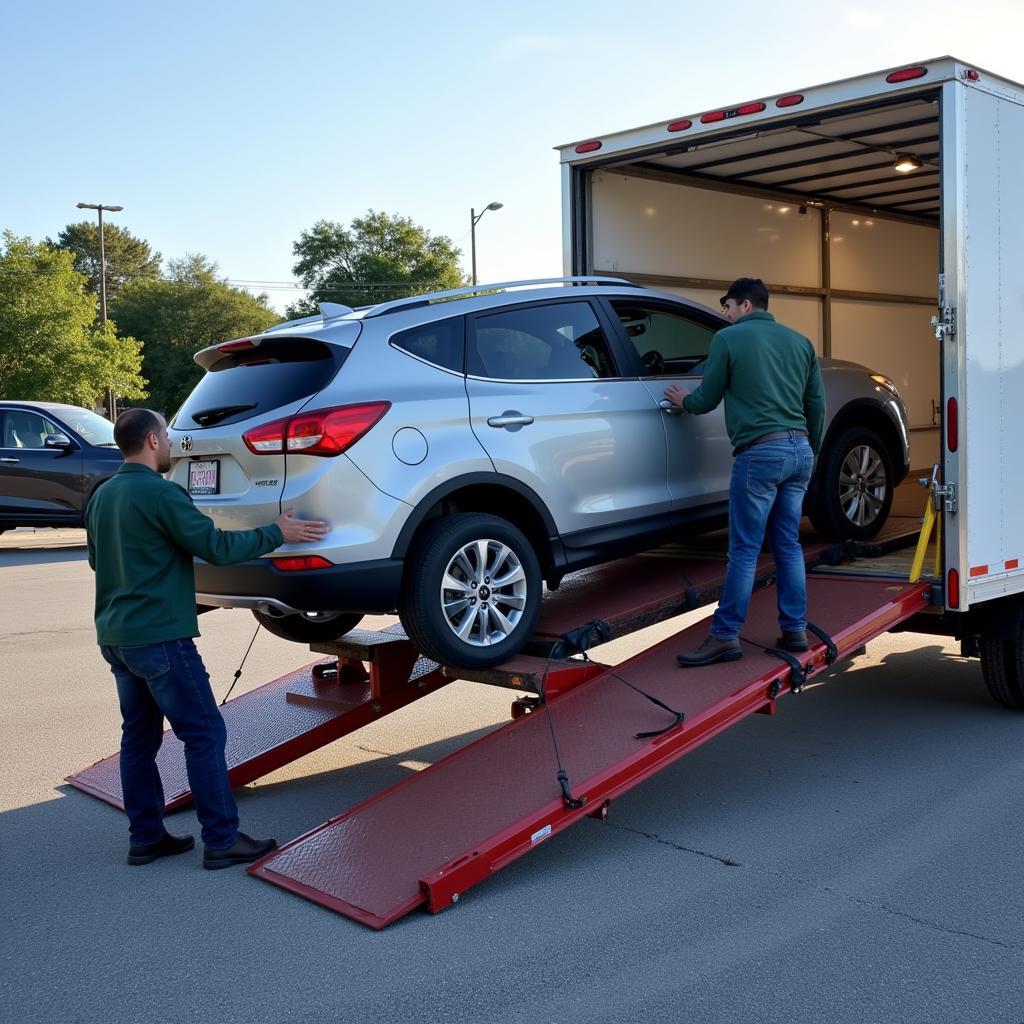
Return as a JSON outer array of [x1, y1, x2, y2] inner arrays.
[[3, 0, 1022, 312]]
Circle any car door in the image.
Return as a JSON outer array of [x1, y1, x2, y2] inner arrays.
[[465, 298, 670, 539], [0, 409, 84, 520], [604, 298, 733, 509]]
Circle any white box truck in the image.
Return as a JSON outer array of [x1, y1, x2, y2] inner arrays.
[[558, 56, 1024, 706]]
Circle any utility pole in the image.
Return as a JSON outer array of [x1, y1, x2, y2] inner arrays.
[[76, 201, 124, 419]]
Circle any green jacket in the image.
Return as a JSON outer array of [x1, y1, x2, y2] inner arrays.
[[683, 311, 826, 455], [85, 463, 283, 647]]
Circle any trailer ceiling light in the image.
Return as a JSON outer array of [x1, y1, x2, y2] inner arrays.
[[667, 119, 693, 133], [886, 66, 927, 83], [776, 94, 804, 107], [893, 154, 923, 173], [575, 140, 602, 154]]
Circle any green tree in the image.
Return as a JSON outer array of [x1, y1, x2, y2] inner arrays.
[[49, 221, 162, 306], [287, 209, 467, 317], [0, 231, 146, 406], [112, 254, 280, 416]]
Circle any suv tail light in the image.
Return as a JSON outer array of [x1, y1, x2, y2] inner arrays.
[[243, 402, 390, 456]]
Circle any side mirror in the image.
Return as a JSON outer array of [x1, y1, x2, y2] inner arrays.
[[44, 433, 73, 450]]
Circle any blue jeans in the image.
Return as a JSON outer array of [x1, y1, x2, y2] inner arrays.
[[712, 434, 815, 640], [100, 639, 239, 849]]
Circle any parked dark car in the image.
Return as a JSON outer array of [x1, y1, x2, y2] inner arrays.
[[0, 401, 122, 531]]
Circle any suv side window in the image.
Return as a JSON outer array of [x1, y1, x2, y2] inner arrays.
[[391, 316, 465, 373], [2, 410, 60, 449], [610, 301, 718, 377], [469, 302, 617, 381]]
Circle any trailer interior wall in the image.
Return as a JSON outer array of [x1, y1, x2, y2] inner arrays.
[[589, 171, 940, 465]]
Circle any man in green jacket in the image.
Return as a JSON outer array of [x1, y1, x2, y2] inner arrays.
[[86, 408, 328, 868], [665, 278, 826, 666]]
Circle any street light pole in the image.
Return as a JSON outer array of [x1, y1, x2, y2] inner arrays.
[[470, 201, 504, 286], [76, 201, 124, 418]]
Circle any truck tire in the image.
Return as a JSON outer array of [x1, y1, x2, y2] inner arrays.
[[399, 512, 542, 669], [808, 426, 893, 540], [251, 609, 364, 644], [980, 602, 1024, 709]]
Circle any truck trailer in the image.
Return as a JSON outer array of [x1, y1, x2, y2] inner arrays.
[[559, 55, 1024, 708]]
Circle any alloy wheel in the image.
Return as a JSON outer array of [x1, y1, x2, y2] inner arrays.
[[439, 538, 529, 647]]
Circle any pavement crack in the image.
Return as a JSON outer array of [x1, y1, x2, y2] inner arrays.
[[355, 743, 395, 758], [605, 822, 742, 866], [607, 822, 1022, 951]]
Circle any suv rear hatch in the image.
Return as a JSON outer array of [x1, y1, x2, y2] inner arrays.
[[167, 324, 360, 530]]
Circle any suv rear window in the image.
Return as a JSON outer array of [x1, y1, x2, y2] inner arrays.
[[391, 317, 465, 373], [174, 339, 347, 429], [469, 301, 617, 380]]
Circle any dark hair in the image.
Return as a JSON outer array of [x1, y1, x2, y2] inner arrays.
[[114, 408, 163, 455], [720, 277, 769, 311]]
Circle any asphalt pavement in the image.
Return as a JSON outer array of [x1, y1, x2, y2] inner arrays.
[[2, 529, 1023, 1024]]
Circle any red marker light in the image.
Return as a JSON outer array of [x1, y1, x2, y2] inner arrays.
[[667, 119, 692, 133], [700, 110, 727, 123], [272, 556, 333, 572], [575, 140, 602, 154], [947, 569, 960, 609], [776, 94, 804, 107], [946, 397, 958, 452], [965, 69, 981, 81], [886, 66, 927, 83], [736, 102, 766, 115]]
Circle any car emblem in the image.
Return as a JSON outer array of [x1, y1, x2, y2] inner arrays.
[[180, 435, 193, 452]]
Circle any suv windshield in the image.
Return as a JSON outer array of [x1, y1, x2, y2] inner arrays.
[[59, 408, 116, 445], [173, 338, 348, 429]]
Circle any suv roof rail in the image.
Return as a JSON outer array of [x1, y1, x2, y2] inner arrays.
[[362, 276, 641, 320]]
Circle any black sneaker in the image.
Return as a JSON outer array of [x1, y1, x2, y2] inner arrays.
[[203, 832, 277, 870], [676, 635, 743, 667], [127, 830, 195, 866], [775, 630, 809, 652]]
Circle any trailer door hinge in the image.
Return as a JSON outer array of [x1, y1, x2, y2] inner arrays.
[[930, 306, 957, 341], [933, 481, 957, 514]]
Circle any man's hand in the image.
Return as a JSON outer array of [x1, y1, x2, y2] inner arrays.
[[275, 509, 329, 544], [664, 383, 691, 410]]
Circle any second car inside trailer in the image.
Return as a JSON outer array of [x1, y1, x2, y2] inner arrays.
[[559, 56, 1024, 707]]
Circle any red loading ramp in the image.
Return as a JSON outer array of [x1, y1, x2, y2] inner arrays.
[[248, 577, 929, 929], [66, 645, 450, 812]]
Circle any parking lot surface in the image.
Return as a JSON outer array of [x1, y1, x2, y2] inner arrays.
[[3, 529, 1024, 1024]]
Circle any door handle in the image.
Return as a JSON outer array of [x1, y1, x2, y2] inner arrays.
[[658, 400, 682, 415], [487, 412, 534, 430], [0, 457, 20, 463]]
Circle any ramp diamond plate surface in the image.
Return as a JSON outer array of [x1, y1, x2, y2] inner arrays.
[[250, 577, 929, 928], [66, 660, 355, 810]]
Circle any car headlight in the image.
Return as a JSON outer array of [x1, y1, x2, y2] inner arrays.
[[870, 373, 901, 398]]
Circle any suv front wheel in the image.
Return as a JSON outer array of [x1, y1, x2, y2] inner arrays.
[[399, 513, 542, 669]]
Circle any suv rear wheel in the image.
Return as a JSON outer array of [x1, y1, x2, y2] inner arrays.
[[399, 513, 542, 669], [809, 426, 893, 540], [251, 609, 364, 644]]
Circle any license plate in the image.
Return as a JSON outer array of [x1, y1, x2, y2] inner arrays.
[[188, 459, 220, 495]]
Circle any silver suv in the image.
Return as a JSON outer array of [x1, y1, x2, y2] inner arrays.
[[168, 278, 910, 668]]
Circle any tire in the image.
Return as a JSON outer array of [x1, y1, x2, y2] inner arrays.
[[399, 512, 542, 669], [980, 602, 1024, 709], [808, 426, 894, 540], [251, 609, 363, 644]]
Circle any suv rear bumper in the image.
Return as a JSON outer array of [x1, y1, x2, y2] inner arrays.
[[194, 557, 403, 616]]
